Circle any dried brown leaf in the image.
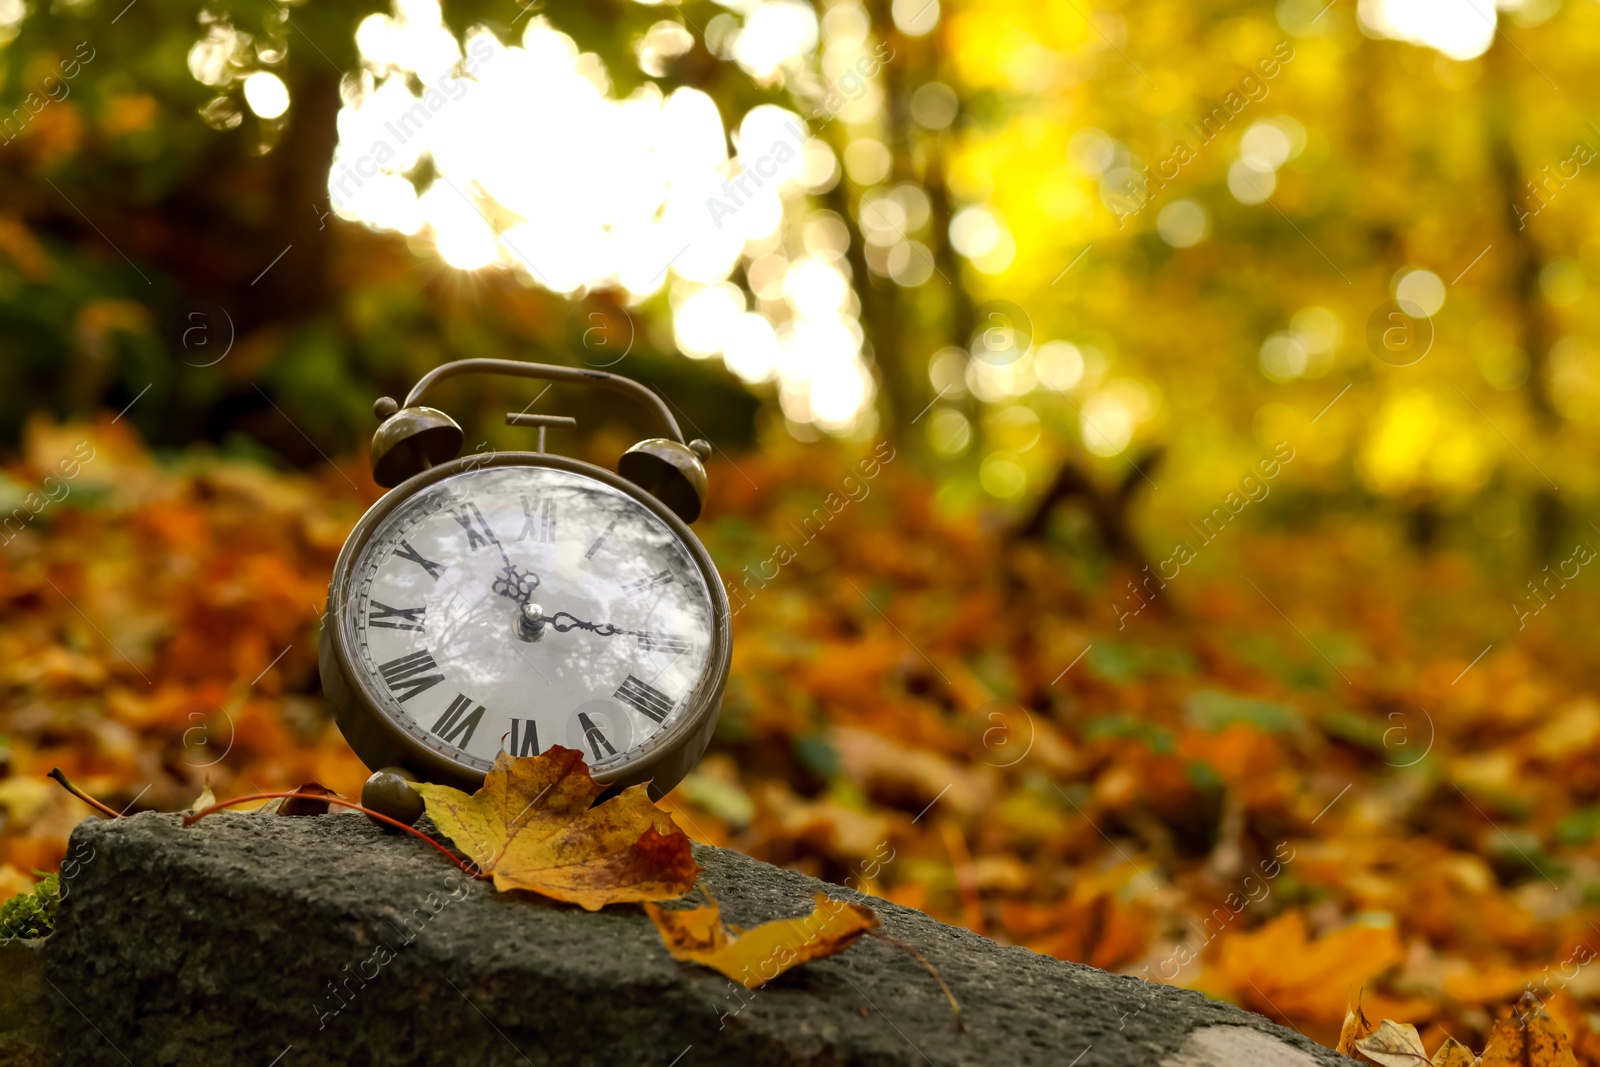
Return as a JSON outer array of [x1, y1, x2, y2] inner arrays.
[[1353, 1020, 1430, 1066]]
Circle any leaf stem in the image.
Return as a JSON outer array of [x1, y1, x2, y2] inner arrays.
[[867, 930, 965, 1033], [182, 793, 487, 879], [47, 768, 123, 819]]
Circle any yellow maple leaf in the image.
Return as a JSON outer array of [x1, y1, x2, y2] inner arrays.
[[1428, 1036, 1475, 1067], [1208, 912, 1406, 1031], [1475, 1011, 1579, 1067], [645, 890, 880, 988], [1544, 993, 1600, 1066], [414, 747, 698, 910]]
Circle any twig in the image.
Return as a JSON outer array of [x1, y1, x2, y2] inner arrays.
[[47, 768, 123, 819], [182, 793, 485, 879], [867, 930, 965, 1032]]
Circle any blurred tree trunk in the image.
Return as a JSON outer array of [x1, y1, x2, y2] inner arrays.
[[1484, 42, 1556, 427], [1483, 41, 1566, 560], [852, 1, 977, 450]]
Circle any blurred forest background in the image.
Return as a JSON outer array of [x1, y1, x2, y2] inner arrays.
[[4, 0, 1600, 1055]]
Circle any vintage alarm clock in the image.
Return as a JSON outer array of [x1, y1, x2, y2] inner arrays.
[[318, 358, 731, 800]]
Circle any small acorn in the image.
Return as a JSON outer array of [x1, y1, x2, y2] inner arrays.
[[361, 767, 424, 830]]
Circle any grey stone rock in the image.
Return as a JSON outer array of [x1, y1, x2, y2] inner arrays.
[[0, 939, 50, 1067], [1162, 1026, 1324, 1067], [31, 812, 1360, 1067]]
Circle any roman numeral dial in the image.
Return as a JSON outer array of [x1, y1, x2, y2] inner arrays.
[[639, 632, 692, 655], [379, 650, 445, 703], [346, 465, 716, 776], [432, 693, 486, 750], [517, 496, 556, 543], [453, 502, 498, 551], [614, 674, 676, 723], [622, 570, 674, 595], [394, 540, 444, 580], [506, 718, 540, 757], [585, 518, 618, 559], [578, 712, 616, 761], [368, 602, 425, 631]]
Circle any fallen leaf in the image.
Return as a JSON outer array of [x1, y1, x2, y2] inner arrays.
[[1543, 993, 1600, 1067], [645, 890, 879, 988], [414, 747, 698, 910], [1338, 997, 1378, 1055], [1354, 1019, 1429, 1065], [1209, 913, 1405, 1036], [1000, 873, 1153, 970], [1428, 1036, 1475, 1067], [22, 420, 1600, 1051], [189, 779, 216, 812], [1438, 959, 1537, 1007], [1475, 1010, 1579, 1067]]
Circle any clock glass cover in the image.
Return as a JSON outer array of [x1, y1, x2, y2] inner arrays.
[[338, 464, 717, 775]]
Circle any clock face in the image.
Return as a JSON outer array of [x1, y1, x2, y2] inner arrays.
[[338, 463, 718, 776]]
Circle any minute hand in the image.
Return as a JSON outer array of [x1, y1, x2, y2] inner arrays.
[[539, 612, 688, 652], [541, 611, 639, 640]]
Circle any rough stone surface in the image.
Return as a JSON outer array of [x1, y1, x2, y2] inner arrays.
[[0, 940, 49, 1067], [32, 812, 1360, 1066], [1162, 1026, 1324, 1067]]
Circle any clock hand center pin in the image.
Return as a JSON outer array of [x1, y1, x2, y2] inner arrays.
[[516, 601, 546, 642]]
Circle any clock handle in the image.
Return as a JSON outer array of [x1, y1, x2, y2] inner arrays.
[[371, 358, 712, 524], [401, 358, 687, 444]]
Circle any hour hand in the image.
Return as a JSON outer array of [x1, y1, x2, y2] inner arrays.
[[493, 563, 540, 605]]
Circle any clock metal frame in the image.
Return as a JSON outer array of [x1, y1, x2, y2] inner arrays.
[[318, 449, 731, 799]]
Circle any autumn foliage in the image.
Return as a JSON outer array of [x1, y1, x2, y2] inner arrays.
[[645, 891, 880, 988], [4, 416, 1600, 1058], [414, 748, 699, 909]]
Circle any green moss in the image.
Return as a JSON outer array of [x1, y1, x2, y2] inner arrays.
[[0, 874, 58, 941]]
